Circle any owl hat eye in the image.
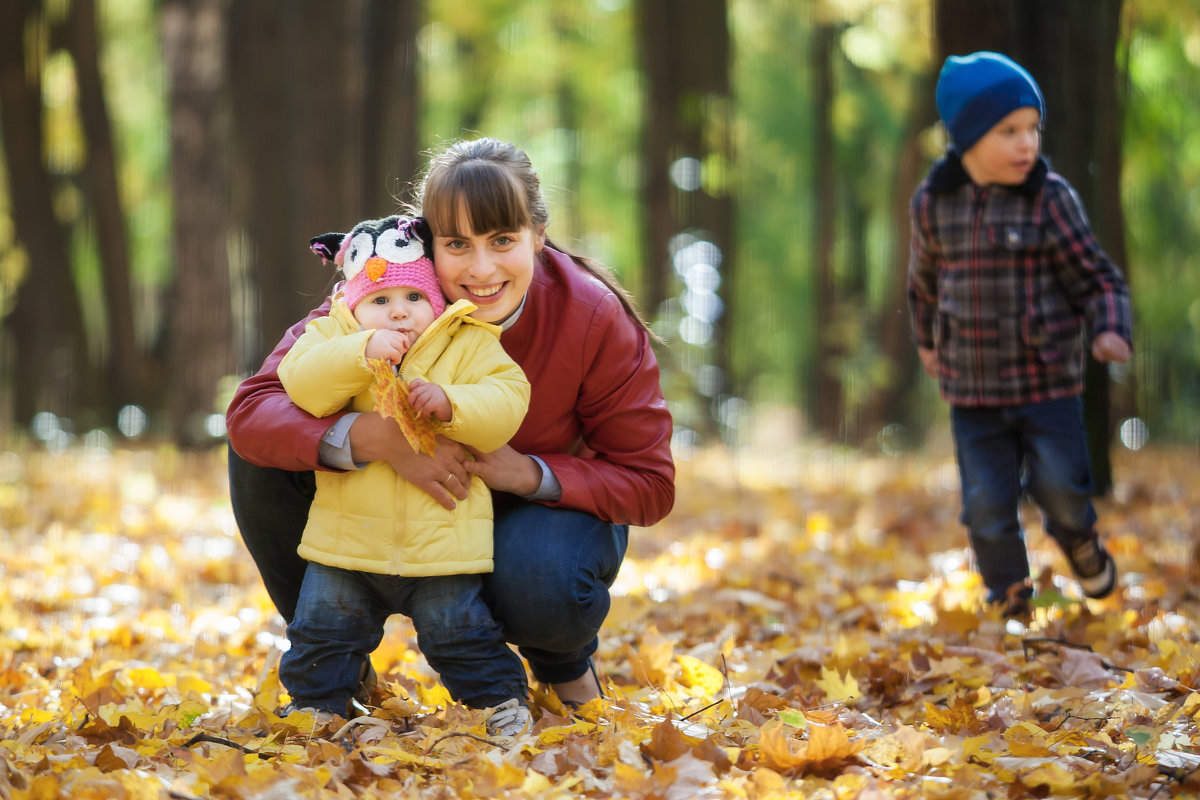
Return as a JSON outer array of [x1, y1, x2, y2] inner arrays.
[[323, 215, 445, 316], [373, 225, 425, 267], [340, 230, 378, 282]]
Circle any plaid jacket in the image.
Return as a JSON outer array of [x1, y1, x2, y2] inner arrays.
[[908, 154, 1132, 407]]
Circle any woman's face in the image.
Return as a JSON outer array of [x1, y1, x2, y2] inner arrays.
[[432, 205, 544, 324]]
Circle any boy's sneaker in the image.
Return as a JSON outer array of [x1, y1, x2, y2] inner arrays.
[[486, 698, 532, 738], [1063, 531, 1117, 599], [995, 581, 1033, 619]]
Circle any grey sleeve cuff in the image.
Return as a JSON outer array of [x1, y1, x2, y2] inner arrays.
[[523, 455, 562, 502], [318, 413, 366, 471]]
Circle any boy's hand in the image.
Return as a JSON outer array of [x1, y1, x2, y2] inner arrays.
[[918, 347, 939, 378], [407, 378, 452, 421], [1091, 332, 1131, 364], [365, 330, 411, 365]]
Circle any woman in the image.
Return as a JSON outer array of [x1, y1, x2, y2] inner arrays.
[[226, 137, 675, 705]]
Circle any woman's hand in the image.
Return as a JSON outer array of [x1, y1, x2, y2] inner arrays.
[[464, 444, 543, 497], [348, 413, 469, 509]]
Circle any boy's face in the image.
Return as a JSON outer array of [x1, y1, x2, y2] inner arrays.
[[352, 286, 437, 344], [961, 106, 1041, 186]]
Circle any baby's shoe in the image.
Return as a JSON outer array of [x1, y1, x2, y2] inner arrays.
[[486, 698, 532, 738], [1062, 531, 1117, 599]]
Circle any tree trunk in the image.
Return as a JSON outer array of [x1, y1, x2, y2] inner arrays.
[[227, 0, 292, 367], [361, 0, 420, 211], [293, 0, 362, 292], [861, 75, 936, 442], [66, 0, 146, 414], [935, 0, 1127, 493], [162, 0, 234, 447], [229, 1, 399, 371], [636, 0, 678, 318], [0, 0, 95, 429], [810, 22, 843, 438], [636, 0, 733, 428]]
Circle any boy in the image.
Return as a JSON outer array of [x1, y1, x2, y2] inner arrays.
[[907, 52, 1133, 617], [277, 215, 532, 735]]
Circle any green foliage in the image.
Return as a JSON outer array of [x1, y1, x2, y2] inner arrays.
[[727, 0, 931, 419], [99, 0, 170, 295], [727, 1, 817, 405], [421, 0, 642, 290], [1120, 3, 1200, 441]]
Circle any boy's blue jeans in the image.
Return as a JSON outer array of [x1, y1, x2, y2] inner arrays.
[[950, 396, 1097, 602], [228, 446, 629, 693], [279, 563, 528, 714]]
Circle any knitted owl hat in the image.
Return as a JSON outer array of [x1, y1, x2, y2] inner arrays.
[[310, 215, 446, 317], [936, 51, 1045, 154]]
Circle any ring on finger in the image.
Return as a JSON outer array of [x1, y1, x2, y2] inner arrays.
[[444, 472, 453, 483]]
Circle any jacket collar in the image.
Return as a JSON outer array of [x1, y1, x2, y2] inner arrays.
[[927, 151, 1049, 197]]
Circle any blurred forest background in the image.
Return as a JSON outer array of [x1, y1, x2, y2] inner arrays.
[[1, 0, 1197, 478]]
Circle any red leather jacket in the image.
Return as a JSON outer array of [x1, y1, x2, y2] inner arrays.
[[227, 247, 675, 527]]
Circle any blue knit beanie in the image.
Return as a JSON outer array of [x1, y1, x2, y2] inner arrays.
[[936, 51, 1045, 154]]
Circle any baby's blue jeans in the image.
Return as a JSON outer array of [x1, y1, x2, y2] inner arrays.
[[280, 564, 529, 714]]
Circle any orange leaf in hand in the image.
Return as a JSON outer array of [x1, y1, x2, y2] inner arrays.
[[369, 359, 439, 455]]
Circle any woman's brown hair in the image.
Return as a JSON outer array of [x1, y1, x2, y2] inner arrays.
[[410, 137, 655, 337]]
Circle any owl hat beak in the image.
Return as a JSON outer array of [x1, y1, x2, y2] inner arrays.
[[364, 256, 389, 282]]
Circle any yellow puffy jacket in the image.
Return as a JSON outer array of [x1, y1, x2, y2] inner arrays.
[[278, 297, 530, 576]]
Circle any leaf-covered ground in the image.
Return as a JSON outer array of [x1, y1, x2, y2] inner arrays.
[[1, 442, 1199, 798]]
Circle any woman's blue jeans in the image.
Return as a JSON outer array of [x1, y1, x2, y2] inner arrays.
[[228, 445, 628, 687], [950, 396, 1097, 602], [280, 563, 528, 714]]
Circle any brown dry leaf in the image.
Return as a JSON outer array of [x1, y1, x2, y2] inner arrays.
[[641, 717, 692, 762], [758, 719, 864, 776]]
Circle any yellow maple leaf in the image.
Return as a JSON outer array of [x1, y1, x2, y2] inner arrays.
[[815, 666, 859, 705], [1004, 720, 1056, 757], [625, 625, 675, 686], [126, 667, 169, 690], [468, 761, 526, 795], [1022, 761, 1078, 792], [677, 654, 725, 696], [368, 359, 439, 455], [924, 695, 987, 735]]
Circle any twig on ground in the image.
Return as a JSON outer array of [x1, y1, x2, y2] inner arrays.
[[1022, 637, 1133, 674], [423, 731, 508, 753], [182, 732, 274, 760]]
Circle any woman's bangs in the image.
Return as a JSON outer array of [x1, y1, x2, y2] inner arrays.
[[425, 161, 531, 237]]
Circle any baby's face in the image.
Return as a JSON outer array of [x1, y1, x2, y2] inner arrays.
[[353, 286, 437, 344], [961, 106, 1042, 186]]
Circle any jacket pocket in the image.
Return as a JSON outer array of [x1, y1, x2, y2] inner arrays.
[[1022, 313, 1081, 369]]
